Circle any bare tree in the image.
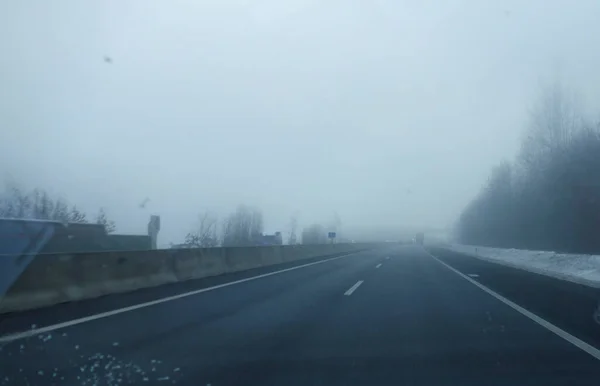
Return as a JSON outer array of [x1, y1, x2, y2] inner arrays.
[[288, 215, 298, 245], [69, 205, 88, 223], [185, 211, 219, 247], [221, 205, 264, 247], [35, 190, 55, 220], [519, 82, 583, 171], [249, 208, 263, 242], [0, 183, 117, 234], [0, 184, 29, 218], [15, 187, 31, 218], [0, 195, 14, 218], [96, 207, 116, 233], [221, 215, 233, 247], [52, 198, 70, 224]]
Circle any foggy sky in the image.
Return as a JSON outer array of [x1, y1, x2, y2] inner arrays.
[[2, 0, 600, 245]]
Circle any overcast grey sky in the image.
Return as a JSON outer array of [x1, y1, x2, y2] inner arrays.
[[2, 0, 600, 244]]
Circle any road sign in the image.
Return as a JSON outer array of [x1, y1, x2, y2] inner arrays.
[[328, 232, 336, 239]]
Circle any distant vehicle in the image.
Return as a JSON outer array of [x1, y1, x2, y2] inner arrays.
[[416, 232, 425, 245]]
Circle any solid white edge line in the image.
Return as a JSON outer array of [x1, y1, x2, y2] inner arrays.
[[426, 251, 600, 361], [344, 280, 364, 296], [0, 251, 362, 343], [375, 263, 382, 269]]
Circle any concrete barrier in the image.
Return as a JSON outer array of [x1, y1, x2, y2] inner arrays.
[[0, 219, 59, 299], [172, 248, 228, 281], [0, 243, 380, 314], [1, 250, 179, 313]]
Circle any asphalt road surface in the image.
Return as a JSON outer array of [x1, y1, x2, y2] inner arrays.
[[1, 245, 600, 385]]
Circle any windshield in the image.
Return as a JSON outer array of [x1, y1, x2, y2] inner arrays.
[[1, 1, 600, 385]]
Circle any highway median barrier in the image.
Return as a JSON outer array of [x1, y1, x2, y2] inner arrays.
[[0, 243, 381, 314]]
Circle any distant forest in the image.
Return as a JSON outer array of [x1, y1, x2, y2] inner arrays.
[[456, 83, 600, 254]]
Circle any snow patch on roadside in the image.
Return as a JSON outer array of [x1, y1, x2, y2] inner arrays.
[[444, 244, 600, 288]]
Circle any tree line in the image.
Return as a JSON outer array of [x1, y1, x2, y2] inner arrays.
[[185, 206, 340, 248], [0, 184, 116, 233], [183, 206, 264, 248], [0, 185, 341, 248], [456, 83, 600, 254]]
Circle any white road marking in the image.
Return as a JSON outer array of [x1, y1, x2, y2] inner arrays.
[[375, 263, 382, 269], [0, 251, 364, 343], [467, 274, 479, 278], [385, 256, 390, 260], [427, 252, 600, 361], [344, 280, 364, 296]]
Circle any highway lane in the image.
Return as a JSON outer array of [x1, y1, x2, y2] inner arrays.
[[0, 248, 377, 337], [1, 245, 600, 385], [428, 246, 600, 355], [0, 247, 389, 385]]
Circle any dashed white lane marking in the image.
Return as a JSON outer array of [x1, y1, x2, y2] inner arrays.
[[426, 251, 600, 361], [0, 251, 364, 343], [376, 263, 382, 269], [344, 281, 364, 296], [467, 274, 479, 278]]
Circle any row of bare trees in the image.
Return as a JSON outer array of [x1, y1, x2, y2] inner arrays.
[[184, 205, 264, 248], [457, 83, 600, 253], [184, 207, 341, 247], [0, 184, 116, 233]]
